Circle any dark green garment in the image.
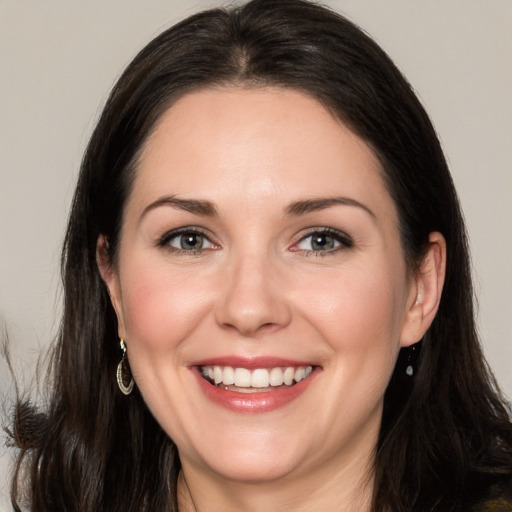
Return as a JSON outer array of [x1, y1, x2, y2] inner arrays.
[[477, 498, 512, 511]]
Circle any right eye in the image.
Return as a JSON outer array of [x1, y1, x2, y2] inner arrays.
[[159, 228, 217, 253]]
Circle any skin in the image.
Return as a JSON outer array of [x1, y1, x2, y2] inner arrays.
[[98, 87, 446, 512]]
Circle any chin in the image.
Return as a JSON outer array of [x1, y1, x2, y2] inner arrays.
[[185, 430, 305, 483], [205, 452, 298, 484]]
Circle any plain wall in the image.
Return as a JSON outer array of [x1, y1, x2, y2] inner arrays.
[[1, 1, 511, 509]]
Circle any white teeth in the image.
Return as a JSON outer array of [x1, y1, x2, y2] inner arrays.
[[234, 368, 252, 387], [201, 365, 314, 389], [223, 365, 235, 385], [283, 367, 295, 385], [213, 366, 223, 385], [251, 369, 270, 388], [294, 367, 306, 382], [269, 367, 284, 386]]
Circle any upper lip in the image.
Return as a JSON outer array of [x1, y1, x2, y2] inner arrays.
[[189, 356, 318, 369]]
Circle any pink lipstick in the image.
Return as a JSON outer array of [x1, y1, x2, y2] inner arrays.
[[190, 356, 319, 413]]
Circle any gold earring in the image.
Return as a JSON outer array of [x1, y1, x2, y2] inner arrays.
[[117, 339, 134, 395]]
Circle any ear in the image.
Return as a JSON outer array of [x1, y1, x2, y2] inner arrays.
[[400, 232, 446, 347], [96, 235, 127, 339]]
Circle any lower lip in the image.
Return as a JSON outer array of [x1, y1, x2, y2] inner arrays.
[[193, 368, 317, 414]]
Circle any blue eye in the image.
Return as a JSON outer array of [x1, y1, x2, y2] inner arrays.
[[295, 229, 352, 253], [159, 229, 216, 253], [171, 232, 207, 250]]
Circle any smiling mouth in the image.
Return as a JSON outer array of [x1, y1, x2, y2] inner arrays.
[[200, 365, 314, 393]]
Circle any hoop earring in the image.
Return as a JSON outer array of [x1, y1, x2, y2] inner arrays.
[[117, 339, 134, 395]]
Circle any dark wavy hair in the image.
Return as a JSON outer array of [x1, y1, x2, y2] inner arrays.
[[9, 0, 512, 510]]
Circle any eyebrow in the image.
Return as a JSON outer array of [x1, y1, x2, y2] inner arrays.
[[140, 196, 218, 220], [140, 195, 375, 222], [285, 197, 376, 220]]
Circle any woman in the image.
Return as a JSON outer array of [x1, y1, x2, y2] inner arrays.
[[8, 0, 512, 510]]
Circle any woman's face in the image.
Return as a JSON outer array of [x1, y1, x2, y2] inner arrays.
[[104, 87, 426, 486]]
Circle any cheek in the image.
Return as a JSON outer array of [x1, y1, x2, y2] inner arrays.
[[296, 261, 407, 365], [118, 260, 213, 355]]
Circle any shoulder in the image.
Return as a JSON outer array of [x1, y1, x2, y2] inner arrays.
[[475, 497, 512, 512]]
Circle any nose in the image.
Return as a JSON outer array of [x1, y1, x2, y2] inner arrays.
[[214, 251, 291, 337]]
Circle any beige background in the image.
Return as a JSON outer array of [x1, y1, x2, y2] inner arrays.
[[1, 1, 511, 509]]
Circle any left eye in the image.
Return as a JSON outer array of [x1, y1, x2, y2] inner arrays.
[[166, 231, 214, 251], [295, 230, 351, 252]]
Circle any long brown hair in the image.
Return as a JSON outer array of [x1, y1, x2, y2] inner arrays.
[[9, 1, 512, 510]]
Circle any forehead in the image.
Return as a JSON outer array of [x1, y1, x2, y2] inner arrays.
[[130, 87, 395, 220]]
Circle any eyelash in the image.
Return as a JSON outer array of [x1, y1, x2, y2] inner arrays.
[[157, 227, 217, 255], [157, 227, 353, 256], [291, 227, 353, 256]]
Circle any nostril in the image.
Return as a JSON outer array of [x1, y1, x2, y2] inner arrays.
[[220, 319, 285, 338], [214, 262, 292, 335]]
